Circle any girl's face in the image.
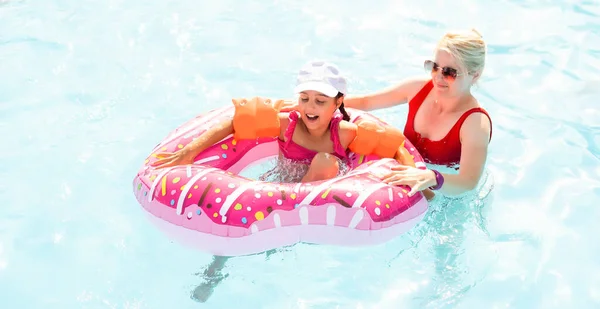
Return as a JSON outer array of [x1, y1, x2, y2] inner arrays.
[[297, 90, 340, 131]]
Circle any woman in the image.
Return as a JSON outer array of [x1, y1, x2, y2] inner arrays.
[[283, 29, 492, 198]]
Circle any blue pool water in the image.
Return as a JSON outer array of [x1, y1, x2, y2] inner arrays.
[[2, 0, 600, 308]]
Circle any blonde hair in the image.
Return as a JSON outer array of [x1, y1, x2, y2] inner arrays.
[[436, 29, 486, 76]]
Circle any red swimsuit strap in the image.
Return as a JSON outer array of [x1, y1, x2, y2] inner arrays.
[[450, 107, 493, 142]]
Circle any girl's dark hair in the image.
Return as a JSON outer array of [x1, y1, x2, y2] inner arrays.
[[336, 92, 350, 121]]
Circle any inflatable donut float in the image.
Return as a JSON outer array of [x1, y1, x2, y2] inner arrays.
[[132, 101, 429, 256]]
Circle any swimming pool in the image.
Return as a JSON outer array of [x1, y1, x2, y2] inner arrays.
[[1, 0, 599, 307]]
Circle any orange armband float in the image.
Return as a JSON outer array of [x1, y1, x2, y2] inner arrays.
[[349, 121, 405, 158], [231, 97, 284, 140], [349, 121, 416, 166]]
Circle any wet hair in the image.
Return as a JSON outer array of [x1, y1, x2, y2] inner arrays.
[[336, 92, 350, 121], [436, 28, 486, 76]]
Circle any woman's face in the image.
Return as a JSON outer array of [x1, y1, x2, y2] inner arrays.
[[428, 49, 475, 98], [297, 90, 340, 130]]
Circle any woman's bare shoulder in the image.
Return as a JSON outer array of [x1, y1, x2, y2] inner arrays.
[[401, 76, 431, 101]]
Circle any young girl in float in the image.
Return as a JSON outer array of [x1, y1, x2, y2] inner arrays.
[[150, 60, 414, 303]]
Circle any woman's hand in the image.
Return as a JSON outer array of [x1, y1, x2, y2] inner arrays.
[[381, 165, 437, 197], [279, 100, 299, 112], [150, 150, 195, 169]]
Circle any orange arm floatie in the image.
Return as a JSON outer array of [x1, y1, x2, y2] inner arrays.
[[348, 120, 415, 167], [231, 97, 284, 140]]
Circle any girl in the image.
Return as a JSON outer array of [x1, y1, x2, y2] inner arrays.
[[151, 60, 359, 303], [152, 60, 358, 183]]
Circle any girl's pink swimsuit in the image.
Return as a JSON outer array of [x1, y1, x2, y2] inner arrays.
[[278, 111, 348, 162], [259, 111, 350, 183]]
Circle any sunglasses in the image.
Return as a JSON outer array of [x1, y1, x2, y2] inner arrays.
[[424, 60, 461, 80]]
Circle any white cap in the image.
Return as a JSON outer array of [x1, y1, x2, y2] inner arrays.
[[294, 60, 347, 97]]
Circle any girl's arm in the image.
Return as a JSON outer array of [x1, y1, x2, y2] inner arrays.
[[151, 119, 234, 168], [152, 112, 291, 169], [337, 121, 358, 148], [339, 120, 438, 202], [277, 112, 291, 142]]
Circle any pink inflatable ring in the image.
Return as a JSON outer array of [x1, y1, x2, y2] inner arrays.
[[132, 106, 429, 256]]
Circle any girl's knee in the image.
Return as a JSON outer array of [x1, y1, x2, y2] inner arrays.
[[304, 153, 339, 181], [311, 152, 339, 171]]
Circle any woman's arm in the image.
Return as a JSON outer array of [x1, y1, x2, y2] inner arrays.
[[436, 113, 492, 195], [380, 113, 491, 197], [279, 77, 429, 113], [343, 76, 430, 111], [151, 118, 234, 168]]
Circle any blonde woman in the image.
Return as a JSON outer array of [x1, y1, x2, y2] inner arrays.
[[283, 29, 493, 198]]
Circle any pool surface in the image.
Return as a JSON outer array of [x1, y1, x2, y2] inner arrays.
[[1, 0, 599, 308]]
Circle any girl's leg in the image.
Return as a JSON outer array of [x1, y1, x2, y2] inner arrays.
[[191, 255, 230, 303], [302, 152, 339, 182], [190, 250, 281, 302]]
